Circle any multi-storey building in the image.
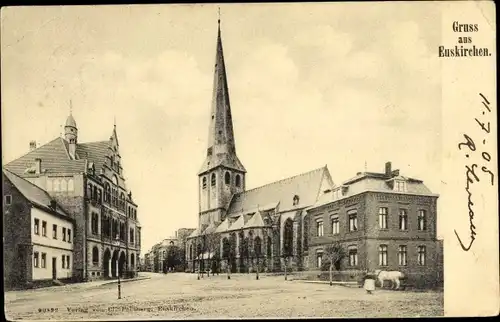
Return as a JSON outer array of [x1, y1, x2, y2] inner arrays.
[[3, 169, 75, 289], [306, 162, 442, 286], [3, 112, 141, 282]]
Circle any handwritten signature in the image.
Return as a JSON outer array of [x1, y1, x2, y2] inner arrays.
[[454, 93, 495, 251]]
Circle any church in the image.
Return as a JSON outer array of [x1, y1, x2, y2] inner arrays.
[[185, 20, 335, 273], [3, 111, 141, 285]]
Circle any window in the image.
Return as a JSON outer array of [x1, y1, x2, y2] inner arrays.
[[395, 180, 407, 192], [41, 253, 46, 268], [53, 224, 57, 239], [91, 213, 99, 234], [42, 221, 47, 236], [235, 175, 241, 187], [5, 195, 12, 205], [331, 215, 339, 235], [348, 246, 358, 266], [379, 207, 388, 229], [60, 179, 67, 191], [34, 218, 40, 235], [418, 210, 427, 231], [66, 255, 70, 269], [87, 184, 93, 199], [225, 172, 231, 185], [53, 179, 60, 191], [211, 173, 216, 186], [130, 228, 134, 243], [267, 236, 272, 257], [293, 195, 300, 206], [92, 247, 99, 265], [348, 212, 358, 232], [316, 251, 323, 268], [316, 220, 324, 237], [62, 255, 66, 268], [104, 183, 111, 203], [303, 217, 309, 251], [378, 245, 388, 266], [399, 209, 408, 230], [62, 227, 67, 241], [34, 252, 39, 268], [97, 190, 102, 203], [202, 177, 207, 189], [68, 229, 71, 243], [417, 246, 426, 265], [398, 245, 407, 266]]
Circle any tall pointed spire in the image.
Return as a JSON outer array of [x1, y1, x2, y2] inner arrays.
[[199, 13, 246, 175]]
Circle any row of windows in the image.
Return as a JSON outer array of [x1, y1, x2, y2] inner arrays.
[[46, 178, 75, 192], [315, 245, 427, 268], [91, 213, 137, 244], [34, 218, 72, 243], [315, 209, 428, 237], [33, 252, 71, 269], [378, 208, 427, 231], [202, 172, 242, 189], [88, 181, 137, 219]]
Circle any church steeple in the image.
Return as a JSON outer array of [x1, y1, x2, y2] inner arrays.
[[198, 15, 246, 227], [199, 15, 246, 175]]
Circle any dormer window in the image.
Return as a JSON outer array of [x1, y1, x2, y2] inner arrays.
[[293, 195, 300, 206], [225, 172, 231, 185], [394, 180, 407, 192]]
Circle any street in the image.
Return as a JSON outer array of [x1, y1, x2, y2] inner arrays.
[[5, 272, 443, 319]]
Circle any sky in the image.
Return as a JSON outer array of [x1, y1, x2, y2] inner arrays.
[[1, 3, 444, 255]]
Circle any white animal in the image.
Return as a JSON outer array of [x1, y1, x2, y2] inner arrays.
[[374, 269, 405, 290]]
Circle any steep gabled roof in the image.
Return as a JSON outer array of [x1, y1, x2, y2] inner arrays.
[[3, 169, 71, 219], [243, 211, 267, 229], [76, 141, 109, 171], [4, 137, 87, 176], [227, 166, 331, 215]]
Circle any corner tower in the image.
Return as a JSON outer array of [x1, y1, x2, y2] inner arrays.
[[198, 18, 246, 229], [64, 101, 78, 159]]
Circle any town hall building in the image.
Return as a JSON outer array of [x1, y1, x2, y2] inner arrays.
[[3, 111, 141, 286]]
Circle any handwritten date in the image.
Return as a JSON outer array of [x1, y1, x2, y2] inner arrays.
[[454, 93, 495, 252]]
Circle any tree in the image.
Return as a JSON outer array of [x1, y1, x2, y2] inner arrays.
[[204, 232, 219, 277], [323, 242, 348, 286], [222, 237, 231, 279]]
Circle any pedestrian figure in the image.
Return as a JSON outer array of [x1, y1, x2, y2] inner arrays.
[[363, 272, 376, 294]]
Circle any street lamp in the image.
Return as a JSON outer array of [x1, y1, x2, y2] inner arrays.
[[115, 234, 122, 300]]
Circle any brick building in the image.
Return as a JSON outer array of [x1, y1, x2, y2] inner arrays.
[[3, 112, 141, 282], [306, 162, 442, 287], [3, 169, 75, 289]]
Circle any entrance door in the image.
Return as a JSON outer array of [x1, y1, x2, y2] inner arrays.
[[52, 257, 57, 280]]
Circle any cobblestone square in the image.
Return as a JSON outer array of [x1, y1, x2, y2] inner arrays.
[[5, 272, 443, 319]]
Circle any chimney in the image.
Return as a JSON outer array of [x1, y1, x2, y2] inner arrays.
[[385, 162, 392, 177], [29, 141, 37, 151], [68, 143, 76, 160], [35, 158, 42, 174], [49, 200, 57, 210]]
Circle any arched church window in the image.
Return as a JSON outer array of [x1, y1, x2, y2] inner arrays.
[[267, 236, 272, 257], [283, 219, 294, 257], [211, 173, 216, 186], [225, 172, 231, 185], [235, 175, 241, 187], [92, 247, 99, 265], [202, 177, 207, 189]]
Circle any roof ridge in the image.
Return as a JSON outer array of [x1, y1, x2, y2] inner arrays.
[[79, 140, 109, 146], [240, 166, 326, 195]]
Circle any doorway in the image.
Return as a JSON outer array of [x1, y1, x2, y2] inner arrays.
[[52, 257, 57, 280]]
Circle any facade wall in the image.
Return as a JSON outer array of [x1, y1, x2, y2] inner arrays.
[[32, 244, 73, 280], [3, 179, 33, 289]]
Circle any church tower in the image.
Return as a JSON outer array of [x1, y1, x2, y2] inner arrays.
[[64, 102, 78, 159], [198, 18, 246, 230]]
